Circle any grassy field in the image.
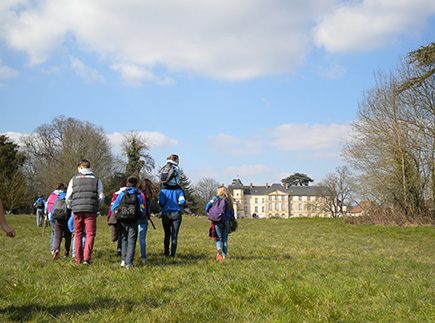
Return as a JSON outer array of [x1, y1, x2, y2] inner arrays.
[[0, 214, 434, 322]]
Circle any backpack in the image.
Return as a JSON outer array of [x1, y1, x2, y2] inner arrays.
[[159, 163, 176, 184], [207, 197, 227, 222], [115, 190, 142, 221], [51, 197, 71, 221], [35, 199, 44, 209]]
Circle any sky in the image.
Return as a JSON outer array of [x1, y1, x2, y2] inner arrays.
[[1, 0, 435, 187]]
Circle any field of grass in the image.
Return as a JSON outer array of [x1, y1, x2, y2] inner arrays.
[[0, 214, 434, 322]]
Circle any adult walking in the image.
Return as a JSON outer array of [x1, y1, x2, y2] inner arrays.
[[33, 195, 46, 227], [66, 159, 104, 265], [158, 154, 186, 257]]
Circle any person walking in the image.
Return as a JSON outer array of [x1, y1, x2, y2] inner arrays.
[[107, 179, 127, 256], [51, 190, 72, 260], [206, 186, 234, 261], [33, 195, 46, 227], [66, 159, 104, 265], [46, 183, 66, 255], [111, 176, 145, 269], [159, 155, 186, 257], [138, 178, 159, 262]]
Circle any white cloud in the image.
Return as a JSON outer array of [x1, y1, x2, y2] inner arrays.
[[0, 57, 19, 79], [269, 123, 351, 151], [0, 0, 336, 83], [207, 133, 264, 156], [70, 56, 105, 83], [313, 0, 435, 53]]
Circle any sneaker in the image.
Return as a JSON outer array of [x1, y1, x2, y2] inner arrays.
[[120, 260, 125, 267], [141, 258, 147, 263], [216, 253, 223, 261], [52, 250, 59, 260], [126, 264, 132, 269], [83, 260, 91, 266]]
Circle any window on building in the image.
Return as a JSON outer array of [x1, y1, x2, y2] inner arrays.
[[275, 195, 279, 201], [290, 196, 294, 201], [262, 198, 265, 203], [262, 206, 265, 212], [281, 196, 286, 201], [307, 204, 311, 211], [290, 204, 294, 211], [299, 196, 303, 201], [299, 203, 303, 211], [244, 207, 247, 212], [268, 204, 272, 210], [255, 198, 258, 203], [268, 196, 272, 201], [281, 203, 285, 211], [244, 199, 247, 204], [275, 203, 279, 211], [255, 206, 258, 212], [307, 196, 311, 201]]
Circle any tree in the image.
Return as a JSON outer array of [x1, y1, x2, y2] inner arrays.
[[22, 116, 115, 199], [0, 135, 27, 210], [342, 43, 435, 216], [318, 166, 355, 217], [281, 173, 313, 186], [193, 177, 220, 213], [121, 132, 155, 177], [178, 169, 199, 214]]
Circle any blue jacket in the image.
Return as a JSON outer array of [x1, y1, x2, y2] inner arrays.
[[110, 187, 146, 217], [206, 196, 234, 222], [159, 187, 186, 213], [33, 198, 46, 209]]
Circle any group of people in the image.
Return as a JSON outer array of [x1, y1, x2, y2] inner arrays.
[[25, 154, 235, 266]]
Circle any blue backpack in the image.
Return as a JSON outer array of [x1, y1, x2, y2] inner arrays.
[[207, 197, 227, 222]]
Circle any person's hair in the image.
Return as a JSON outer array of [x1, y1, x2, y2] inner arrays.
[[167, 154, 179, 163], [138, 178, 159, 199], [126, 176, 138, 187], [78, 159, 91, 168], [39, 194, 44, 198], [217, 186, 234, 211], [119, 179, 127, 188], [55, 183, 65, 191]]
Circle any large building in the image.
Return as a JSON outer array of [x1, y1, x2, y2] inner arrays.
[[229, 178, 332, 219]]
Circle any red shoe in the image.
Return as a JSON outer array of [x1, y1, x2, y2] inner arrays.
[[52, 250, 59, 260], [216, 254, 223, 261]]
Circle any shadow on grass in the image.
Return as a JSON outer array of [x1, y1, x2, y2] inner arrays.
[[0, 296, 164, 322]]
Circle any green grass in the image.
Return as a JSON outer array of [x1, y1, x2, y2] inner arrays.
[[0, 215, 434, 322]]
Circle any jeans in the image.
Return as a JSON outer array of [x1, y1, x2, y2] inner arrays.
[[214, 220, 230, 257], [36, 209, 44, 227], [72, 235, 86, 257], [50, 221, 55, 252], [162, 211, 182, 257], [74, 212, 97, 264], [119, 220, 138, 265], [138, 219, 148, 260]]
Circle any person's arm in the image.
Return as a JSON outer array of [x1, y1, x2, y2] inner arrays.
[[65, 180, 74, 208], [110, 192, 124, 212], [0, 200, 16, 238], [97, 178, 105, 206], [177, 189, 186, 206]]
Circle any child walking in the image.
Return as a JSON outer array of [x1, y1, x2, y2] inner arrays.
[[111, 176, 145, 269]]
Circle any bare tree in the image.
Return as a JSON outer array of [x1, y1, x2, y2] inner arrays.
[[22, 116, 115, 197], [193, 178, 221, 213]]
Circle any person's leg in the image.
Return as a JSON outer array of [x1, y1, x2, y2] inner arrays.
[[119, 221, 128, 266], [214, 222, 223, 258], [126, 222, 138, 267], [74, 213, 84, 263], [53, 220, 62, 259], [138, 220, 148, 260], [221, 221, 230, 258], [83, 213, 97, 262], [36, 209, 43, 227], [162, 214, 171, 256], [170, 212, 182, 257], [64, 222, 72, 257], [50, 221, 55, 254]]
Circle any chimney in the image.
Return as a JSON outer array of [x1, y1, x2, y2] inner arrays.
[[250, 183, 253, 188], [285, 183, 289, 189], [266, 183, 269, 189]]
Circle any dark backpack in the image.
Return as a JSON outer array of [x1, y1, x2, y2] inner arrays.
[[207, 197, 227, 222], [115, 191, 142, 221], [51, 197, 71, 221], [159, 163, 176, 184], [35, 199, 44, 209]]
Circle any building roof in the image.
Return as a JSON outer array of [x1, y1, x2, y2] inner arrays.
[[229, 179, 324, 196], [351, 201, 372, 214]]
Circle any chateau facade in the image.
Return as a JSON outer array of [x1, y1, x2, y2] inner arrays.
[[229, 179, 332, 219]]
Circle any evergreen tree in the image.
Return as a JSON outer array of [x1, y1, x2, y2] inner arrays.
[[178, 169, 198, 213]]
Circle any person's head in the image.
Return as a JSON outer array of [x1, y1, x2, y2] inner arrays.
[[55, 183, 66, 191], [77, 159, 91, 170], [126, 176, 138, 188], [138, 178, 159, 199], [167, 154, 179, 164], [217, 186, 234, 211]]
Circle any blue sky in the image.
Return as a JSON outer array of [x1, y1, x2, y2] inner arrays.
[[1, 0, 435, 186]]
